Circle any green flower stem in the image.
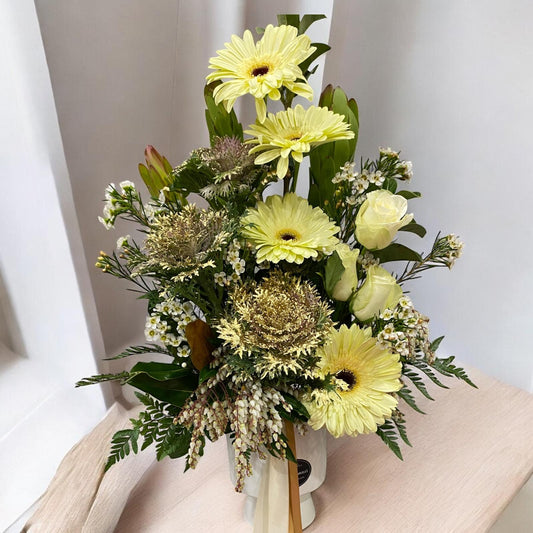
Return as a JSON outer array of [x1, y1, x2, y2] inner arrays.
[[290, 161, 300, 193]]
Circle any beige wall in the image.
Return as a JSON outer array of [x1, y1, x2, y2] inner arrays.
[[36, 0, 331, 360]]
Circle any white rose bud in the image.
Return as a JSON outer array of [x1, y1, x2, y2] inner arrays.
[[350, 265, 403, 321], [355, 190, 413, 250], [332, 244, 360, 301]]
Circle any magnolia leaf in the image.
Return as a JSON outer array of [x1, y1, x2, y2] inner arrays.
[[396, 190, 422, 200], [382, 178, 397, 193], [372, 243, 422, 263], [185, 319, 216, 371], [126, 362, 198, 407], [399, 223, 427, 238]]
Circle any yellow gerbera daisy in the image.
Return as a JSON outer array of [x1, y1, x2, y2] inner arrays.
[[303, 324, 402, 437], [245, 104, 355, 179], [207, 24, 315, 123], [241, 193, 339, 264]]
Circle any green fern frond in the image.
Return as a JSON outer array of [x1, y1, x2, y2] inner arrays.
[[402, 366, 434, 400], [397, 384, 425, 414], [75, 371, 130, 387], [432, 356, 477, 388], [376, 421, 403, 460], [409, 360, 449, 389], [105, 428, 140, 471], [392, 414, 412, 447], [103, 343, 172, 361]]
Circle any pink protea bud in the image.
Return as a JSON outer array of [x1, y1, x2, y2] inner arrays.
[[138, 145, 174, 198], [145, 145, 173, 178]]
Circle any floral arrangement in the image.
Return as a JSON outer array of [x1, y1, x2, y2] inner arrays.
[[78, 14, 474, 497]]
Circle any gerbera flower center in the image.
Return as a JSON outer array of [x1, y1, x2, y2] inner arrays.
[[276, 229, 301, 241], [251, 65, 270, 77], [335, 369, 356, 390]]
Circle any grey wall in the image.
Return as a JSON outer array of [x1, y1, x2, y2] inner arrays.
[[35, 0, 331, 360], [326, 0, 533, 391]]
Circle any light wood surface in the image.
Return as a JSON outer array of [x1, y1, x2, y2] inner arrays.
[[25, 367, 533, 532], [115, 368, 533, 533]]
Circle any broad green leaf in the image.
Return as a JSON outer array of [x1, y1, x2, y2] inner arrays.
[[399, 223, 427, 238], [204, 82, 243, 144], [372, 243, 422, 263], [299, 43, 331, 74], [396, 190, 422, 200], [382, 178, 397, 193], [299, 14, 327, 34], [277, 14, 300, 28], [126, 362, 198, 407]]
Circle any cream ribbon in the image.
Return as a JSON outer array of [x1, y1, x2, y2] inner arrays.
[[253, 454, 290, 533]]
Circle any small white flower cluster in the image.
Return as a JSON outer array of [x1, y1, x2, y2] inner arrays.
[[178, 367, 291, 491], [143, 201, 166, 224], [444, 234, 464, 268], [214, 239, 246, 286], [377, 296, 431, 360], [395, 160, 413, 181], [144, 299, 196, 357], [379, 146, 400, 158], [333, 162, 385, 205], [379, 147, 413, 181], [358, 252, 380, 268], [98, 181, 137, 229], [116, 235, 131, 250]]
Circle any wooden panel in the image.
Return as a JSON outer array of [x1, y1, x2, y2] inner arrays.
[[115, 367, 533, 532]]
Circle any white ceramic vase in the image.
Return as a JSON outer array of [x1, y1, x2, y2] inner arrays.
[[227, 428, 327, 529]]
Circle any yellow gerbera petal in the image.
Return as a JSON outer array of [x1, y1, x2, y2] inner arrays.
[[207, 25, 315, 122], [241, 193, 340, 265], [245, 104, 355, 179], [303, 324, 402, 438]]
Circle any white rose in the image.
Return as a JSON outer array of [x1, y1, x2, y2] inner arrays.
[[355, 190, 413, 250], [350, 265, 403, 321], [332, 244, 360, 301]]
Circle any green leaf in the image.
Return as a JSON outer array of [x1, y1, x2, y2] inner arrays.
[[299, 43, 331, 74], [299, 14, 327, 33], [280, 392, 310, 421], [105, 428, 140, 471], [376, 421, 403, 460], [324, 251, 345, 298], [76, 371, 130, 387], [392, 416, 412, 447], [431, 356, 477, 388], [199, 366, 217, 384], [396, 190, 422, 200], [397, 385, 425, 414], [402, 366, 434, 401], [408, 360, 449, 389], [382, 177, 397, 193], [277, 14, 300, 28], [126, 362, 198, 407], [103, 343, 172, 361], [156, 425, 192, 461], [204, 82, 243, 144], [398, 223, 427, 238], [372, 243, 422, 263], [429, 336, 445, 352]]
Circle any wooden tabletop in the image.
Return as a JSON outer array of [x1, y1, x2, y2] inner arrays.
[[114, 367, 533, 533]]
